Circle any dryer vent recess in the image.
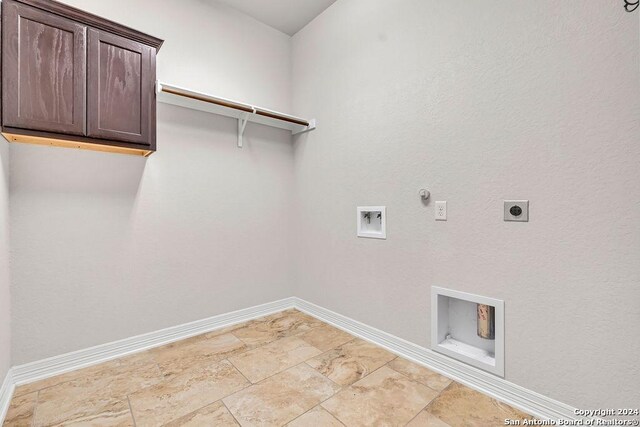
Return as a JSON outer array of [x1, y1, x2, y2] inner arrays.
[[477, 304, 495, 340]]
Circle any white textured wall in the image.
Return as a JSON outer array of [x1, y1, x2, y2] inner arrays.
[[10, 0, 294, 364], [0, 134, 10, 381], [292, 0, 640, 409]]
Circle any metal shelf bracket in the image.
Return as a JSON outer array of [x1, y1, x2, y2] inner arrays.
[[237, 109, 255, 148], [238, 116, 248, 148], [156, 81, 316, 149]]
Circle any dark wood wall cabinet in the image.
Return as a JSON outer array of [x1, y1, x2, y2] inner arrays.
[[1, 0, 163, 156]]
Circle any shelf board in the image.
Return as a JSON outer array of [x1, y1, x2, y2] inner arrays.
[[156, 81, 316, 140]]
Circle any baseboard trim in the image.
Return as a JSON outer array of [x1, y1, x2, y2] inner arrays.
[[0, 368, 15, 423], [11, 297, 295, 387], [3, 296, 582, 424], [293, 297, 581, 422]]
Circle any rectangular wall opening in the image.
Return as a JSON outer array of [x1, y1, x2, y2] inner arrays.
[[431, 287, 504, 376]]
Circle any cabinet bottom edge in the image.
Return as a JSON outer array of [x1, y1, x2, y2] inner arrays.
[[1, 132, 154, 157]]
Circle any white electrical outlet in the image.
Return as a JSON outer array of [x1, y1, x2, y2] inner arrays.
[[435, 201, 447, 221]]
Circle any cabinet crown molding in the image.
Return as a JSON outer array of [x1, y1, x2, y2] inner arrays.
[[15, 0, 164, 51]]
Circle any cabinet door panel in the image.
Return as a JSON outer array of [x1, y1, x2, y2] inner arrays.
[[87, 29, 154, 145], [2, 0, 86, 135]]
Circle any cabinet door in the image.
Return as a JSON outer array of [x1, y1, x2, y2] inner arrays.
[[87, 29, 155, 146], [2, 0, 87, 135]]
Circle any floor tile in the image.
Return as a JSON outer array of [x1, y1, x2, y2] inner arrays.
[[406, 411, 452, 427], [322, 366, 439, 427], [163, 401, 239, 427], [287, 406, 344, 427], [13, 350, 158, 398], [3, 391, 37, 427], [33, 357, 161, 426], [223, 363, 341, 426], [426, 382, 532, 427], [12, 382, 43, 399], [150, 332, 248, 376], [387, 358, 452, 391], [306, 338, 396, 386], [229, 336, 322, 383], [232, 310, 323, 347], [298, 324, 354, 352], [34, 396, 133, 426], [129, 359, 249, 426], [4, 311, 538, 427]]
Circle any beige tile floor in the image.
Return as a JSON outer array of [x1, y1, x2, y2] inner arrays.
[[3, 309, 534, 426]]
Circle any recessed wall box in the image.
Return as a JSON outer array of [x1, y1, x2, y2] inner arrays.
[[357, 206, 386, 239], [431, 287, 504, 376]]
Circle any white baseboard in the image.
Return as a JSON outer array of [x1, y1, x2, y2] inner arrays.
[[2, 296, 582, 424], [11, 297, 295, 387], [293, 297, 581, 422], [0, 368, 15, 423]]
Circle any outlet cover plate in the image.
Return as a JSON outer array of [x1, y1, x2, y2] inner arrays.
[[504, 200, 529, 222], [435, 201, 447, 221]]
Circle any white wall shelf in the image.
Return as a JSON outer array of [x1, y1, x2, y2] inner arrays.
[[156, 81, 316, 147]]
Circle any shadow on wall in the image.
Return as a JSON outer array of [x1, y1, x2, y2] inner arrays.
[[156, 102, 294, 152], [8, 138, 148, 262], [8, 139, 147, 197]]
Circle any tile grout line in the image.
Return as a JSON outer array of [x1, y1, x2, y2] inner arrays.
[[155, 316, 336, 423], [224, 311, 325, 358], [14, 355, 165, 404], [303, 338, 397, 389], [7, 309, 528, 426], [221, 328, 343, 426], [227, 316, 355, 388], [224, 328, 339, 384], [12, 308, 293, 397], [127, 396, 137, 427], [277, 360, 345, 426], [124, 312, 337, 425], [128, 359, 252, 426], [223, 357, 253, 389], [234, 324, 393, 425], [224, 357, 345, 426], [222, 400, 243, 426], [401, 390, 444, 427], [299, 327, 455, 426], [259, 329, 356, 388], [382, 359, 450, 426], [405, 381, 459, 427], [383, 358, 452, 394], [298, 336, 359, 373], [319, 362, 418, 426], [13, 313, 331, 425], [10, 309, 314, 404], [324, 409, 347, 427], [285, 383, 347, 427], [423, 381, 456, 413], [314, 362, 398, 426], [14, 378, 73, 400], [30, 390, 40, 427]]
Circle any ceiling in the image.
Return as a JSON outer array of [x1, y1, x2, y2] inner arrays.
[[217, 0, 337, 36]]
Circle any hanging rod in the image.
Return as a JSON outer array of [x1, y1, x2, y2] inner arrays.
[[156, 81, 316, 148], [254, 107, 309, 127], [160, 86, 255, 114]]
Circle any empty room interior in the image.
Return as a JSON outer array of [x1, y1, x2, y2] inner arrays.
[[0, 0, 639, 425]]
